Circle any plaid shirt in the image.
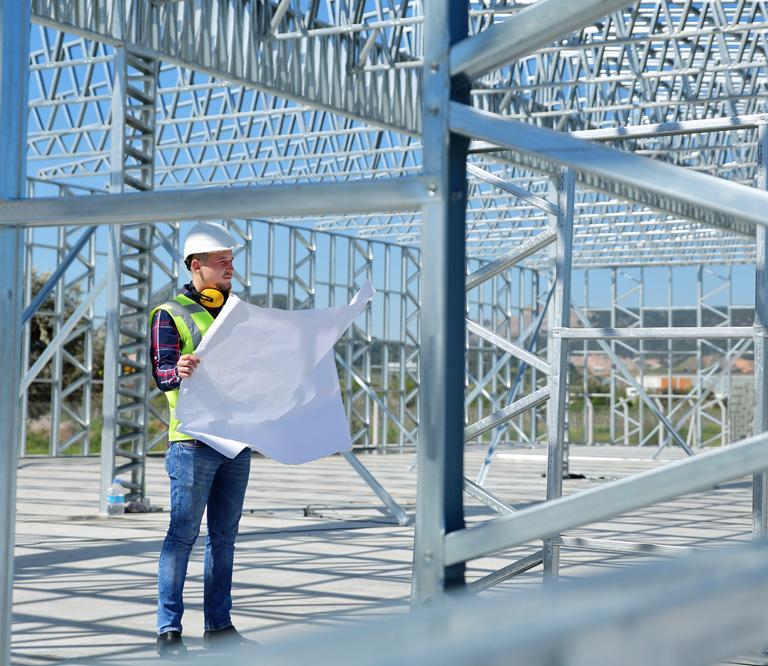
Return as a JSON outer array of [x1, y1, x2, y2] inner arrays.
[[149, 283, 225, 392]]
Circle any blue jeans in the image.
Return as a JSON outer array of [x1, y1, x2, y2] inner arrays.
[[157, 442, 251, 634]]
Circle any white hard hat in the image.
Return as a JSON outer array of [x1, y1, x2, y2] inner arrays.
[[183, 222, 240, 262]]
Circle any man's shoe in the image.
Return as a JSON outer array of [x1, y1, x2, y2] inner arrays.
[[203, 625, 257, 650], [156, 631, 188, 660]]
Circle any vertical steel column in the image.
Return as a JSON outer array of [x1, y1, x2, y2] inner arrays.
[[666, 267, 674, 446], [610, 268, 618, 443], [581, 270, 589, 445], [638, 266, 646, 444], [100, 45, 159, 509], [344, 239, 374, 447], [695, 265, 704, 446], [288, 228, 315, 309], [543, 168, 576, 581], [20, 227, 33, 457], [49, 227, 65, 455], [0, 3, 30, 662], [100, 45, 128, 514], [233, 220, 253, 299], [411, 0, 469, 602], [382, 244, 391, 447], [753, 123, 768, 540], [100, 226, 121, 514], [531, 271, 543, 443], [401, 246, 420, 447]]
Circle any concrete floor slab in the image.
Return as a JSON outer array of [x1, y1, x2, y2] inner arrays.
[[10, 446, 764, 665]]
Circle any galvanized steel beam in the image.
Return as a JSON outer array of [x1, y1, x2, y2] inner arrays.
[[0, 4, 30, 663], [543, 167, 575, 579], [0, 177, 431, 227], [555, 326, 754, 340], [444, 431, 768, 567], [450, 0, 631, 81], [411, 0, 468, 603], [451, 103, 765, 237], [462, 477, 516, 517], [222, 542, 768, 666], [754, 123, 768, 539]]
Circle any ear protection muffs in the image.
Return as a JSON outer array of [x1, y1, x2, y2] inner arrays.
[[199, 288, 225, 309]]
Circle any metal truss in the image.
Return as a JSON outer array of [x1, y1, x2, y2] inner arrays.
[[31, 0, 423, 133], [26, 3, 768, 265], [341, 239, 375, 448], [99, 45, 160, 505], [30, 0, 768, 152]]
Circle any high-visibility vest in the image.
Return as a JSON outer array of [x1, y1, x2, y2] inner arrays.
[[150, 294, 214, 442]]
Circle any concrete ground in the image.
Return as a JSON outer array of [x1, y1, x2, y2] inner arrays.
[[10, 445, 766, 665]]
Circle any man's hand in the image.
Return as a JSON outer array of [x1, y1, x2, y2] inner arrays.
[[177, 354, 200, 379]]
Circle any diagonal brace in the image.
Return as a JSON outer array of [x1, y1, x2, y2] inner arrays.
[[465, 386, 550, 441], [341, 451, 411, 527], [465, 227, 557, 291]]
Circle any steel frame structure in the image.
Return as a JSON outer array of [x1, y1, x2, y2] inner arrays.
[[20, 181, 97, 458], [3, 0, 768, 664], [565, 263, 756, 452]]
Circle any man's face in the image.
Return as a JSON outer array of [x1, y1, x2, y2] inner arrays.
[[193, 250, 234, 292]]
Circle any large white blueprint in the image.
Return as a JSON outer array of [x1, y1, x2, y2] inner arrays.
[[175, 281, 374, 463]]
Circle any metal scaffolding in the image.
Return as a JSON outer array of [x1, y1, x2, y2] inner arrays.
[[5, 0, 768, 663]]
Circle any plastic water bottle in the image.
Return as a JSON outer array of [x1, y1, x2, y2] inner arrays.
[[107, 478, 126, 516]]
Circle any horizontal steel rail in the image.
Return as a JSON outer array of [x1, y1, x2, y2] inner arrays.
[[450, 0, 631, 81], [0, 177, 431, 227], [467, 114, 768, 151], [444, 431, 768, 567], [554, 326, 754, 340], [231, 543, 768, 666], [450, 103, 765, 237], [553, 536, 690, 556], [572, 113, 768, 141]]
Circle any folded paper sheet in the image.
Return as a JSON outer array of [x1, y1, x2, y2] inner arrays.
[[176, 281, 375, 464]]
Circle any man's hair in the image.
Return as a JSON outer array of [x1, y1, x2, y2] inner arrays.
[[184, 252, 210, 271]]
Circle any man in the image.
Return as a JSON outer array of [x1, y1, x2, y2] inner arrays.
[[149, 221, 254, 659]]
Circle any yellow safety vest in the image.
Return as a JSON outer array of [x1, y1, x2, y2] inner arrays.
[[149, 294, 214, 442]]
